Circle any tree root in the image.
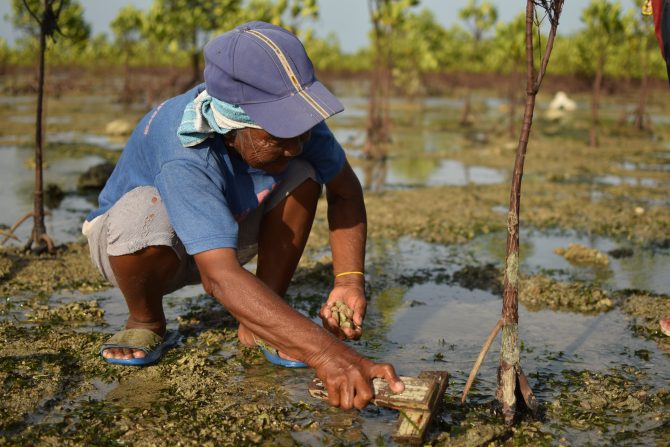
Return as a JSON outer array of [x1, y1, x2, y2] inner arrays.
[[516, 365, 539, 417], [0, 229, 19, 242], [23, 232, 55, 254], [40, 233, 54, 252], [1, 211, 55, 254], [461, 319, 503, 403], [0, 212, 34, 245]]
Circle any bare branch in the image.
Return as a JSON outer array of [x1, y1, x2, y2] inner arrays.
[[534, 2, 563, 90], [22, 0, 42, 27], [40, 233, 54, 252], [0, 229, 20, 242], [531, 0, 564, 27], [461, 319, 504, 403], [516, 365, 539, 416]]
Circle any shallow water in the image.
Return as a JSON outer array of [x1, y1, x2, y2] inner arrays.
[[351, 158, 505, 190], [0, 145, 103, 242], [467, 231, 670, 294], [49, 131, 126, 151], [39, 234, 670, 445]]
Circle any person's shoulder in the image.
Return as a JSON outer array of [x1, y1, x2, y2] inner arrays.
[[139, 85, 207, 147], [153, 84, 205, 118], [163, 133, 224, 169], [310, 121, 332, 135]]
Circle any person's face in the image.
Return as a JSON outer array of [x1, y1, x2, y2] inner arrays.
[[224, 128, 311, 174]]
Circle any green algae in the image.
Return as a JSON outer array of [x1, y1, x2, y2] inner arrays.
[[0, 94, 146, 140], [434, 393, 555, 447], [519, 274, 613, 313], [0, 321, 113, 436], [0, 260, 666, 445], [620, 292, 670, 352], [0, 257, 11, 281], [544, 366, 669, 444], [304, 177, 670, 258], [0, 317, 318, 446], [451, 263, 502, 294], [0, 242, 109, 298], [26, 299, 104, 324], [434, 364, 669, 446], [28, 141, 120, 164], [553, 243, 610, 267]]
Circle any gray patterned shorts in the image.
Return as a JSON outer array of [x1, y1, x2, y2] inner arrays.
[[83, 158, 318, 290]]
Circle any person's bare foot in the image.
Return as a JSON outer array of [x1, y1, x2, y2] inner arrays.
[[237, 323, 302, 362], [660, 316, 670, 337], [101, 319, 166, 360]]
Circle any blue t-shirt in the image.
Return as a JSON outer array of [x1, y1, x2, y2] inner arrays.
[[87, 85, 345, 255]]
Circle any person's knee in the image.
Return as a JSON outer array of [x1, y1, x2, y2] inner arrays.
[[109, 245, 180, 287]]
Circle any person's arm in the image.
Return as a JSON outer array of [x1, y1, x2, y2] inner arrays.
[[318, 160, 367, 340], [195, 248, 403, 409]]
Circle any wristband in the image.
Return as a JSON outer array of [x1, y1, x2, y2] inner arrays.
[[335, 271, 365, 278]]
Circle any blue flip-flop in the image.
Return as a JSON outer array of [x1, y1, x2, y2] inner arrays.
[[100, 329, 181, 366], [255, 338, 308, 368]]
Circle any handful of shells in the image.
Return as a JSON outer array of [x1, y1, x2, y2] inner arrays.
[[330, 300, 357, 329]]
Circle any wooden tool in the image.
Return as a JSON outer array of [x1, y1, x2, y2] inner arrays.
[[308, 370, 448, 445]]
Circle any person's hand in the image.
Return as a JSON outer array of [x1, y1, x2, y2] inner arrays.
[[320, 285, 366, 340], [311, 342, 404, 410]]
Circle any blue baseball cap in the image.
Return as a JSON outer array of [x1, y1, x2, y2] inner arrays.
[[204, 21, 344, 138]]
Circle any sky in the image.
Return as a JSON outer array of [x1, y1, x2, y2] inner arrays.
[[0, 1, 637, 52]]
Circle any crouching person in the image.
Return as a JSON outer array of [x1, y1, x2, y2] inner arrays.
[[82, 21, 404, 410]]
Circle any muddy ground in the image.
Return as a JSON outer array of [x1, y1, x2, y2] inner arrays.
[[0, 82, 669, 446]]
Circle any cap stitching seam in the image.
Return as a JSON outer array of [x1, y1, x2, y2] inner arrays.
[[231, 33, 240, 103], [244, 30, 329, 119], [240, 33, 293, 98]]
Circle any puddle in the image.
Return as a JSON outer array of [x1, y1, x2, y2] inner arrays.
[[0, 145, 105, 243], [5, 232, 668, 445], [288, 236, 670, 444], [352, 158, 505, 190], [467, 230, 670, 294], [0, 96, 32, 105], [595, 175, 660, 187], [49, 131, 126, 151], [8, 115, 73, 125], [618, 161, 670, 172], [0, 146, 33, 227]]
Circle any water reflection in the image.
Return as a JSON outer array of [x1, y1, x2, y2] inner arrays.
[[468, 230, 670, 294], [0, 145, 105, 243], [357, 236, 670, 385]]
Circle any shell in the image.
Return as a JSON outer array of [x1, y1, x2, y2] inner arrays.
[[329, 301, 356, 329]]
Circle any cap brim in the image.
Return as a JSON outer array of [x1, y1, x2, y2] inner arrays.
[[241, 81, 344, 138]]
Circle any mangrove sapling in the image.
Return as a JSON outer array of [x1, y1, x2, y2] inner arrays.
[[365, 0, 419, 160], [578, 0, 624, 148], [461, 0, 565, 423], [9, 0, 89, 253], [458, 0, 499, 127]]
